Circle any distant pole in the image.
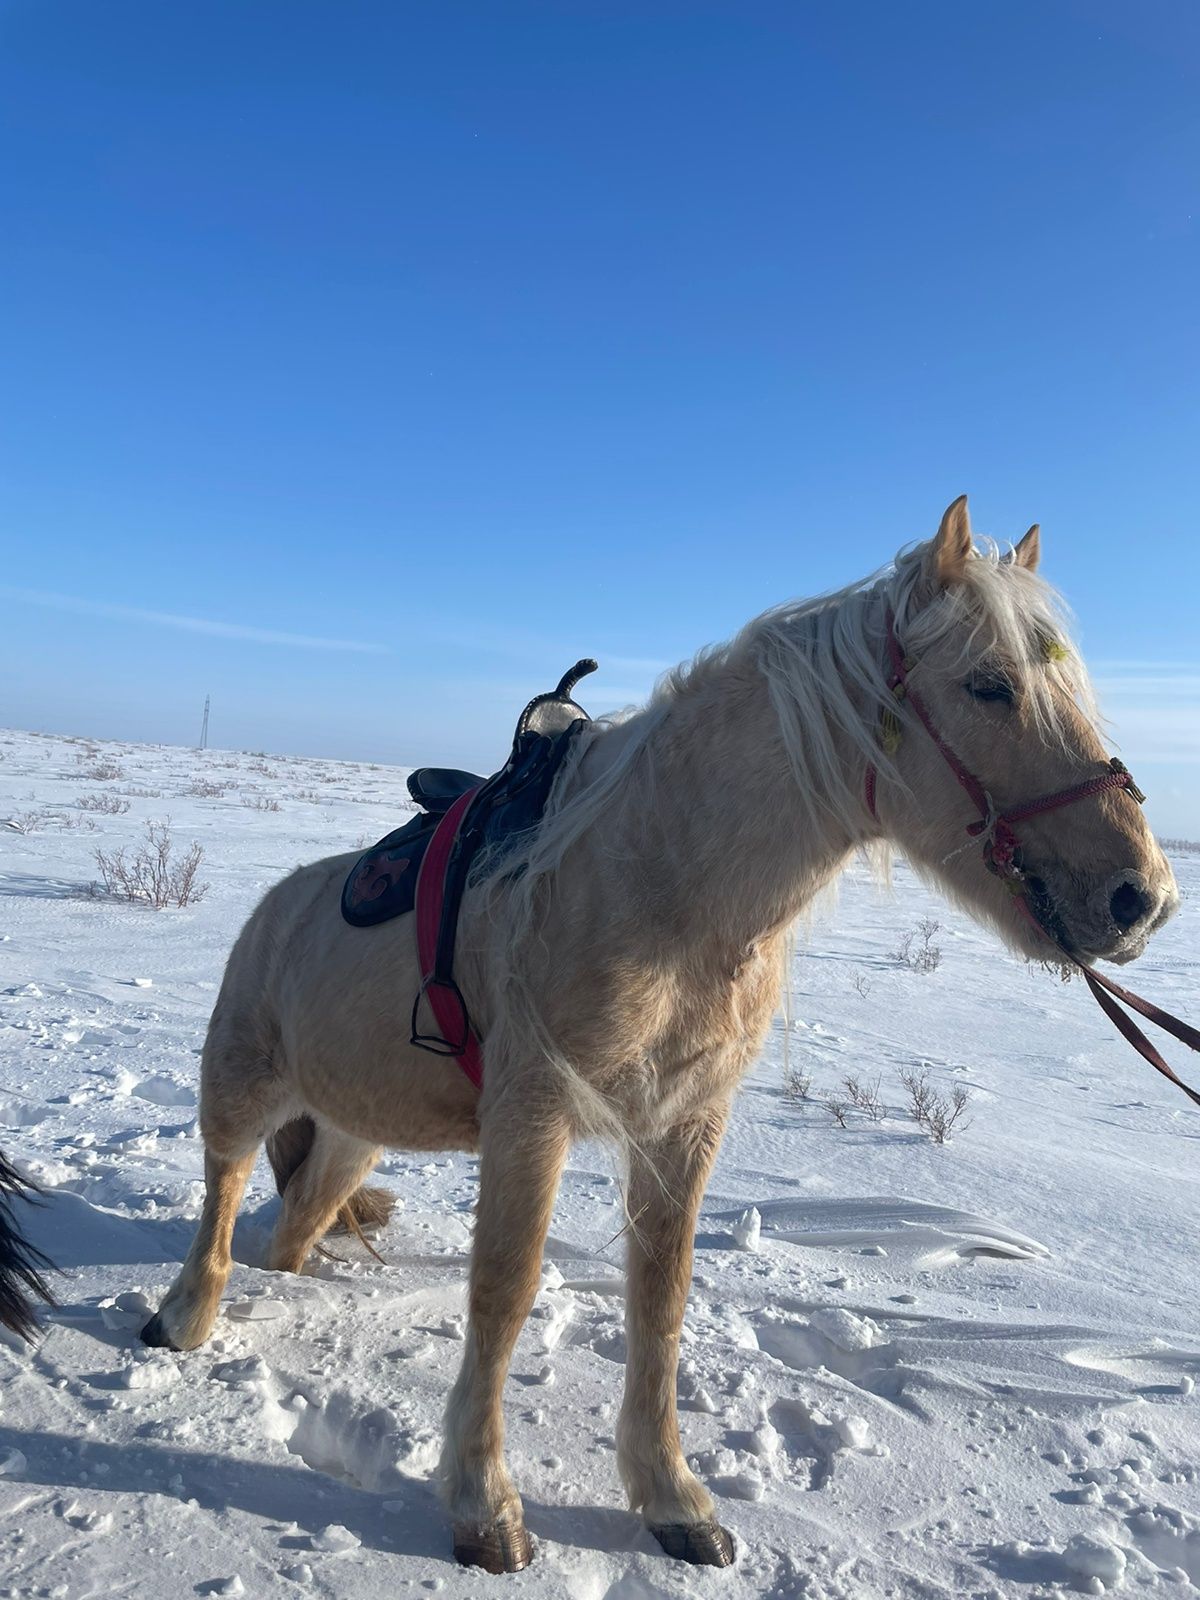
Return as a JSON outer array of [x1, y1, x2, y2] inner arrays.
[[199, 694, 210, 751]]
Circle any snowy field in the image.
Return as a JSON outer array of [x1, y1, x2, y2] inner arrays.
[[2, 725, 1199, 1600]]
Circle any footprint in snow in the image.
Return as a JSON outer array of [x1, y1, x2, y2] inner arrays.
[[132, 1074, 196, 1108]]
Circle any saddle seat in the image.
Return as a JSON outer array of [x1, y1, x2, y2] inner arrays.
[[341, 658, 598, 932], [408, 767, 485, 814]]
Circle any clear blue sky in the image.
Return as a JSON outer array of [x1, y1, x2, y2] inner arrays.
[[2, 2, 1197, 830]]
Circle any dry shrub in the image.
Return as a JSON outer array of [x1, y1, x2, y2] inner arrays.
[[784, 1068, 812, 1107], [824, 1096, 850, 1128], [81, 761, 124, 781], [892, 917, 943, 974], [4, 810, 57, 835], [94, 820, 208, 908], [77, 793, 131, 814], [898, 1067, 971, 1144], [842, 1073, 883, 1121], [187, 779, 227, 798], [243, 795, 281, 812]]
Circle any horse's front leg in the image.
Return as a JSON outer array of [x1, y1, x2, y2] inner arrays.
[[619, 1103, 735, 1566], [441, 1101, 570, 1573]]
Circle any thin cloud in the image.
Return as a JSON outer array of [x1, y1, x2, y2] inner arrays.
[[3, 586, 389, 655], [1092, 662, 1200, 765]]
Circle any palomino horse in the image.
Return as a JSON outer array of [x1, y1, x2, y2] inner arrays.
[[143, 498, 1177, 1571]]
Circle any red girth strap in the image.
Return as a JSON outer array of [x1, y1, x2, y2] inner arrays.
[[412, 786, 484, 1089], [865, 608, 1200, 1108]]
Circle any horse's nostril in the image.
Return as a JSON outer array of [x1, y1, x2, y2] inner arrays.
[[1110, 880, 1151, 931]]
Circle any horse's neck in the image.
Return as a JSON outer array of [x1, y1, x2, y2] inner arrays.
[[591, 644, 864, 963]]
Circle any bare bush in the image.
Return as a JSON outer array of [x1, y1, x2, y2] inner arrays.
[[81, 761, 124, 781], [898, 1067, 971, 1144], [782, 1066, 813, 1102], [93, 820, 208, 908], [4, 809, 57, 834], [824, 1096, 850, 1129], [121, 786, 163, 798], [187, 779, 227, 798], [1162, 837, 1200, 856], [247, 760, 277, 777], [77, 792, 131, 814], [850, 968, 872, 999], [242, 795, 281, 812], [843, 1073, 883, 1121], [892, 917, 943, 974], [295, 789, 325, 804]]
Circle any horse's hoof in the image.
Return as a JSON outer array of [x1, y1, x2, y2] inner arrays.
[[650, 1518, 735, 1566], [452, 1520, 534, 1573], [140, 1314, 179, 1351]]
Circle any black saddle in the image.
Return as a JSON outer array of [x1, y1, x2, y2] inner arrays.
[[341, 658, 598, 933]]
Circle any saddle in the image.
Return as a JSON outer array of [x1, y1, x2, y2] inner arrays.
[[341, 659, 598, 1086]]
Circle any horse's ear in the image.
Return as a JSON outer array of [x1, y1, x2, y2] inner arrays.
[[1010, 523, 1041, 572], [932, 495, 973, 586]]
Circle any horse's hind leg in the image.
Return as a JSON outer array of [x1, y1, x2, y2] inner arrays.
[[142, 1140, 258, 1350], [144, 997, 280, 1352], [267, 1123, 382, 1274]]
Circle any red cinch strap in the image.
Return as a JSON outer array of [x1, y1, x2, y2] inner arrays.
[[864, 608, 1200, 1108], [413, 786, 484, 1089]]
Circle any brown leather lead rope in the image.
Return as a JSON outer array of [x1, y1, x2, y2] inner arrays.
[[1006, 894, 1200, 1109], [1082, 968, 1200, 1110]]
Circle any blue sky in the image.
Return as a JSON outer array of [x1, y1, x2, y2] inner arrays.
[[2, 2, 1198, 831]]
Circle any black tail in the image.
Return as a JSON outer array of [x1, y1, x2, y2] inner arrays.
[[0, 1151, 56, 1342]]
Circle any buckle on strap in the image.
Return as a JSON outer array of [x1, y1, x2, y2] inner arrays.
[[1110, 758, 1147, 805], [411, 975, 474, 1057]]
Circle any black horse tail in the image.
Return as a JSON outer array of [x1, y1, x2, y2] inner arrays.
[[0, 1150, 55, 1341]]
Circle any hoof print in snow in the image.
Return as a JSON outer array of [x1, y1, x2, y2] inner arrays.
[[650, 1518, 736, 1566]]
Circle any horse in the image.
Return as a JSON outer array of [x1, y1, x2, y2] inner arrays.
[[142, 496, 1177, 1572]]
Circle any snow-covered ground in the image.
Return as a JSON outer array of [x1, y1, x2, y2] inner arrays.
[[2, 726, 1198, 1599]]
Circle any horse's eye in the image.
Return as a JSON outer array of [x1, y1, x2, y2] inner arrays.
[[965, 675, 1015, 706]]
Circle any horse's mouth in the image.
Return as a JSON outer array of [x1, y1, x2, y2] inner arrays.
[[1019, 871, 1076, 955], [1018, 868, 1174, 968]]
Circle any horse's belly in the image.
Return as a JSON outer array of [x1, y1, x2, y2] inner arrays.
[[289, 1031, 481, 1152]]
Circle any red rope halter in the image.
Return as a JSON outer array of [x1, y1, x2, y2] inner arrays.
[[864, 609, 1200, 1108]]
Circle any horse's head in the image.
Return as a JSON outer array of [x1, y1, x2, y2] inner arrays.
[[879, 497, 1177, 965]]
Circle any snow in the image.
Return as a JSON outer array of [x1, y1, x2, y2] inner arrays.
[[2, 725, 1199, 1598]]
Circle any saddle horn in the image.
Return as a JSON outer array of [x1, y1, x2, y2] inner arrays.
[[554, 658, 599, 699]]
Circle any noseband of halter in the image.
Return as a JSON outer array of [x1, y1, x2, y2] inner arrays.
[[864, 607, 1200, 1108]]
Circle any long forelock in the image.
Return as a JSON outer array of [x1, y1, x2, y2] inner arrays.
[[892, 541, 1101, 748]]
